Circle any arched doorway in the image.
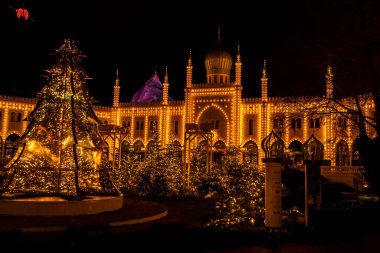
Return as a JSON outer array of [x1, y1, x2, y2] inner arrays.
[[243, 140, 258, 169], [336, 140, 349, 166], [288, 140, 304, 168], [133, 140, 145, 162], [213, 140, 227, 163], [121, 141, 130, 161], [197, 105, 228, 143], [5, 133, 20, 160]]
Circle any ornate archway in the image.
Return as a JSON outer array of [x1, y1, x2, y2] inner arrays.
[[196, 104, 229, 143]]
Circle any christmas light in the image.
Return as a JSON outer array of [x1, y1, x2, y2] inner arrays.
[[0, 39, 118, 197]]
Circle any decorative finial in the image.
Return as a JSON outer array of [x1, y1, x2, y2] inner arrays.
[[236, 44, 241, 62], [164, 66, 168, 83], [188, 48, 192, 66], [115, 68, 120, 86], [262, 59, 267, 77]]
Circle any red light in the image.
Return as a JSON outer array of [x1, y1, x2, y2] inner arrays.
[[16, 8, 29, 20]]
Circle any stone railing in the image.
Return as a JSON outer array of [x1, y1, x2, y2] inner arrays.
[[320, 166, 365, 192]]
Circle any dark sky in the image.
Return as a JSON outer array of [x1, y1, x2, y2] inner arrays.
[[1, 0, 369, 106]]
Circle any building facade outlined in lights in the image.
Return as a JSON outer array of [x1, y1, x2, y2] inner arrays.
[[0, 34, 375, 169]]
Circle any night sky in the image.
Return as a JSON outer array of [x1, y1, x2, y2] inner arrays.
[[1, 0, 377, 106]]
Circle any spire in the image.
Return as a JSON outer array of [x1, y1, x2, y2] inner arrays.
[[164, 66, 169, 83], [326, 56, 334, 99], [186, 49, 193, 88], [262, 59, 267, 78], [115, 68, 120, 86], [236, 44, 241, 62], [187, 48, 192, 66], [234, 44, 242, 86], [163, 66, 169, 105], [261, 59, 268, 102], [113, 69, 120, 107]]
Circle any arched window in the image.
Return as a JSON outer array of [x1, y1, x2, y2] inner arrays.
[[337, 117, 347, 127], [136, 121, 140, 130], [133, 140, 144, 152], [315, 118, 320, 128], [150, 121, 154, 130], [243, 140, 258, 169], [174, 120, 179, 135], [5, 133, 20, 159], [225, 76, 228, 83], [0, 111, 2, 121], [140, 121, 144, 130], [336, 140, 349, 166], [309, 118, 314, 128], [10, 112, 16, 122], [248, 119, 254, 135], [214, 140, 226, 150], [214, 76, 217, 83], [17, 113, 22, 122]]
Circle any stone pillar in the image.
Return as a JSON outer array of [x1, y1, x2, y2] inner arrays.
[[263, 158, 282, 228]]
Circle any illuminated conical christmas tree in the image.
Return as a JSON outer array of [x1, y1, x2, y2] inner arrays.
[[0, 39, 118, 197]]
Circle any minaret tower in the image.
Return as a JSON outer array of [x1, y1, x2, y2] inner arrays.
[[261, 60, 268, 102], [326, 58, 334, 98], [113, 69, 120, 107], [186, 49, 192, 88], [163, 66, 169, 105], [235, 44, 242, 86]]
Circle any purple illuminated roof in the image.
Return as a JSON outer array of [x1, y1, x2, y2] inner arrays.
[[131, 72, 163, 102]]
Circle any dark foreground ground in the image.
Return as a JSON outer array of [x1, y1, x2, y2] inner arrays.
[[1, 197, 380, 252]]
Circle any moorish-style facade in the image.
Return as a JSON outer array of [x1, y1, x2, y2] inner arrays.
[[0, 35, 376, 169]]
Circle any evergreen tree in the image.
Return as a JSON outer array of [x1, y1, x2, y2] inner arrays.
[[0, 39, 118, 197], [209, 147, 265, 229], [134, 124, 184, 197]]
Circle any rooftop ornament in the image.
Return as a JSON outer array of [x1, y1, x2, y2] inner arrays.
[[303, 134, 324, 161], [261, 130, 285, 161]]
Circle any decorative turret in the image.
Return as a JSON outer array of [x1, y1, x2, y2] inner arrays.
[[186, 49, 192, 88], [261, 60, 268, 102], [113, 69, 120, 107], [205, 25, 233, 84], [326, 58, 333, 99], [234, 44, 242, 86], [163, 66, 169, 105]]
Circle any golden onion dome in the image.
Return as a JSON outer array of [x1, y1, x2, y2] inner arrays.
[[204, 43, 233, 76]]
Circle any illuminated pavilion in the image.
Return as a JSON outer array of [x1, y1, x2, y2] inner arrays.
[[0, 35, 376, 170]]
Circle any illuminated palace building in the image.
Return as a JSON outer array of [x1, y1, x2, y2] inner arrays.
[[0, 36, 375, 169]]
